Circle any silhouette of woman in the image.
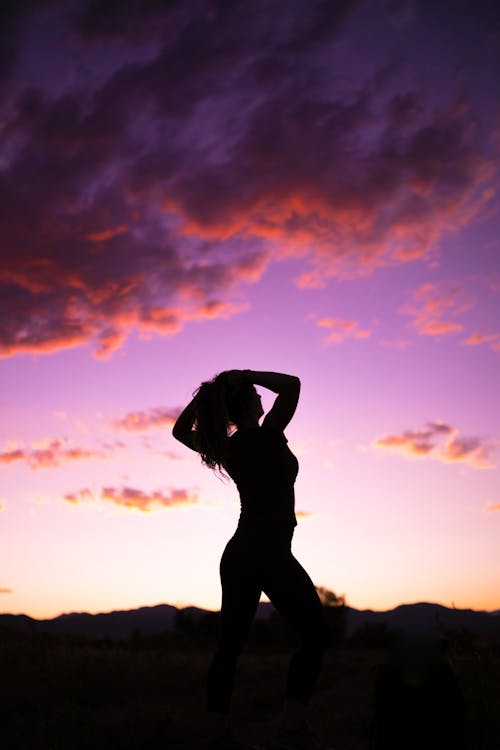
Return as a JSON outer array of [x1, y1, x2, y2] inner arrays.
[[173, 370, 330, 750]]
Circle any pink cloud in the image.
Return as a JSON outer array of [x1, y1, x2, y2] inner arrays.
[[315, 316, 371, 345], [401, 282, 474, 337], [373, 421, 495, 469], [113, 407, 182, 433], [0, 439, 112, 469], [462, 331, 500, 352], [64, 485, 199, 512], [438, 435, 495, 469]]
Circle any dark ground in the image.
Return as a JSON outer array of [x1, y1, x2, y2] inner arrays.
[[1, 628, 499, 749]]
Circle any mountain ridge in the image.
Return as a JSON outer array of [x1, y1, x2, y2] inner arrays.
[[1, 600, 499, 640]]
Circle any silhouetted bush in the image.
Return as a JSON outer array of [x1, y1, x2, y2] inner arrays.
[[174, 608, 221, 642], [370, 633, 466, 749], [350, 622, 400, 649], [440, 626, 476, 656]]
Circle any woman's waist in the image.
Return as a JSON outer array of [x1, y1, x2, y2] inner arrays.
[[234, 517, 295, 544]]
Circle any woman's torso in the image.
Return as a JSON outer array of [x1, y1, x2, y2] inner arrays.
[[223, 423, 299, 532]]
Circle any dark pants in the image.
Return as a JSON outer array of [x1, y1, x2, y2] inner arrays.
[[207, 525, 330, 713]]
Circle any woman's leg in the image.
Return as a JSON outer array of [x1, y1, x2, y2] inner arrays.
[[263, 549, 330, 729], [206, 536, 262, 726]]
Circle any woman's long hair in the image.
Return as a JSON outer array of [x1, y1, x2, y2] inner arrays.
[[192, 372, 255, 476]]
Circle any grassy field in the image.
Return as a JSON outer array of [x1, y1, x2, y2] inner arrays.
[[1, 628, 499, 749]]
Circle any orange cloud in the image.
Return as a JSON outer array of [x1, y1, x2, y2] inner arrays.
[[113, 407, 182, 432], [373, 421, 495, 469], [462, 331, 500, 352], [315, 316, 371, 345], [485, 503, 500, 512], [167, 93, 494, 290], [0, 587, 13, 594], [438, 436, 495, 469], [296, 510, 312, 519], [64, 485, 199, 512], [0, 439, 111, 469], [401, 282, 474, 337], [85, 225, 129, 242]]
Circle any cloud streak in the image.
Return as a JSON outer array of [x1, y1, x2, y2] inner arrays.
[[373, 421, 495, 469], [63, 485, 199, 512], [0, 438, 113, 469], [315, 316, 371, 346], [401, 282, 474, 337], [462, 331, 500, 353], [113, 407, 182, 433]]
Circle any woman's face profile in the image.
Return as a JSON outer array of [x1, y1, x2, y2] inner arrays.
[[251, 388, 264, 419]]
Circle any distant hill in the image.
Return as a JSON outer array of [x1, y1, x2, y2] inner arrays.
[[0, 605, 177, 639], [0, 601, 273, 639], [1, 600, 499, 640], [343, 602, 500, 636]]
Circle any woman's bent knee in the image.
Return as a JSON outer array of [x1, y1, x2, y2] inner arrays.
[[299, 618, 331, 652], [313, 617, 331, 651]]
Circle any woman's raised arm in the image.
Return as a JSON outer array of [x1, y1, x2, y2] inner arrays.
[[243, 370, 300, 432], [172, 395, 199, 451]]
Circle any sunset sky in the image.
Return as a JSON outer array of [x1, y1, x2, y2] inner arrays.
[[1, 0, 499, 620]]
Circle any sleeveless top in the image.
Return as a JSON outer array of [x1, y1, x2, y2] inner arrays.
[[223, 423, 299, 531]]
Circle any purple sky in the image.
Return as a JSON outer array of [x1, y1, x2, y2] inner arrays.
[[1, 0, 499, 618]]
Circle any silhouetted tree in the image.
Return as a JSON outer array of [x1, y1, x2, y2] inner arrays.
[[315, 586, 347, 646]]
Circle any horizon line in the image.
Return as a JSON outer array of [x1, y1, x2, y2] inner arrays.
[[2, 598, 499, 622]]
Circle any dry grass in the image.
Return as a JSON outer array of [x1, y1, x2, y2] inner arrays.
[[1, 630, 499, 749]]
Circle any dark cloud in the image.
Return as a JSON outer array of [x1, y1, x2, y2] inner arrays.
[[0, 1, 57, 91], [74, 0, 181, 43], [373, 420, 495, 468], [64, 485, 198, 511], [1, 0, 496, 357]]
